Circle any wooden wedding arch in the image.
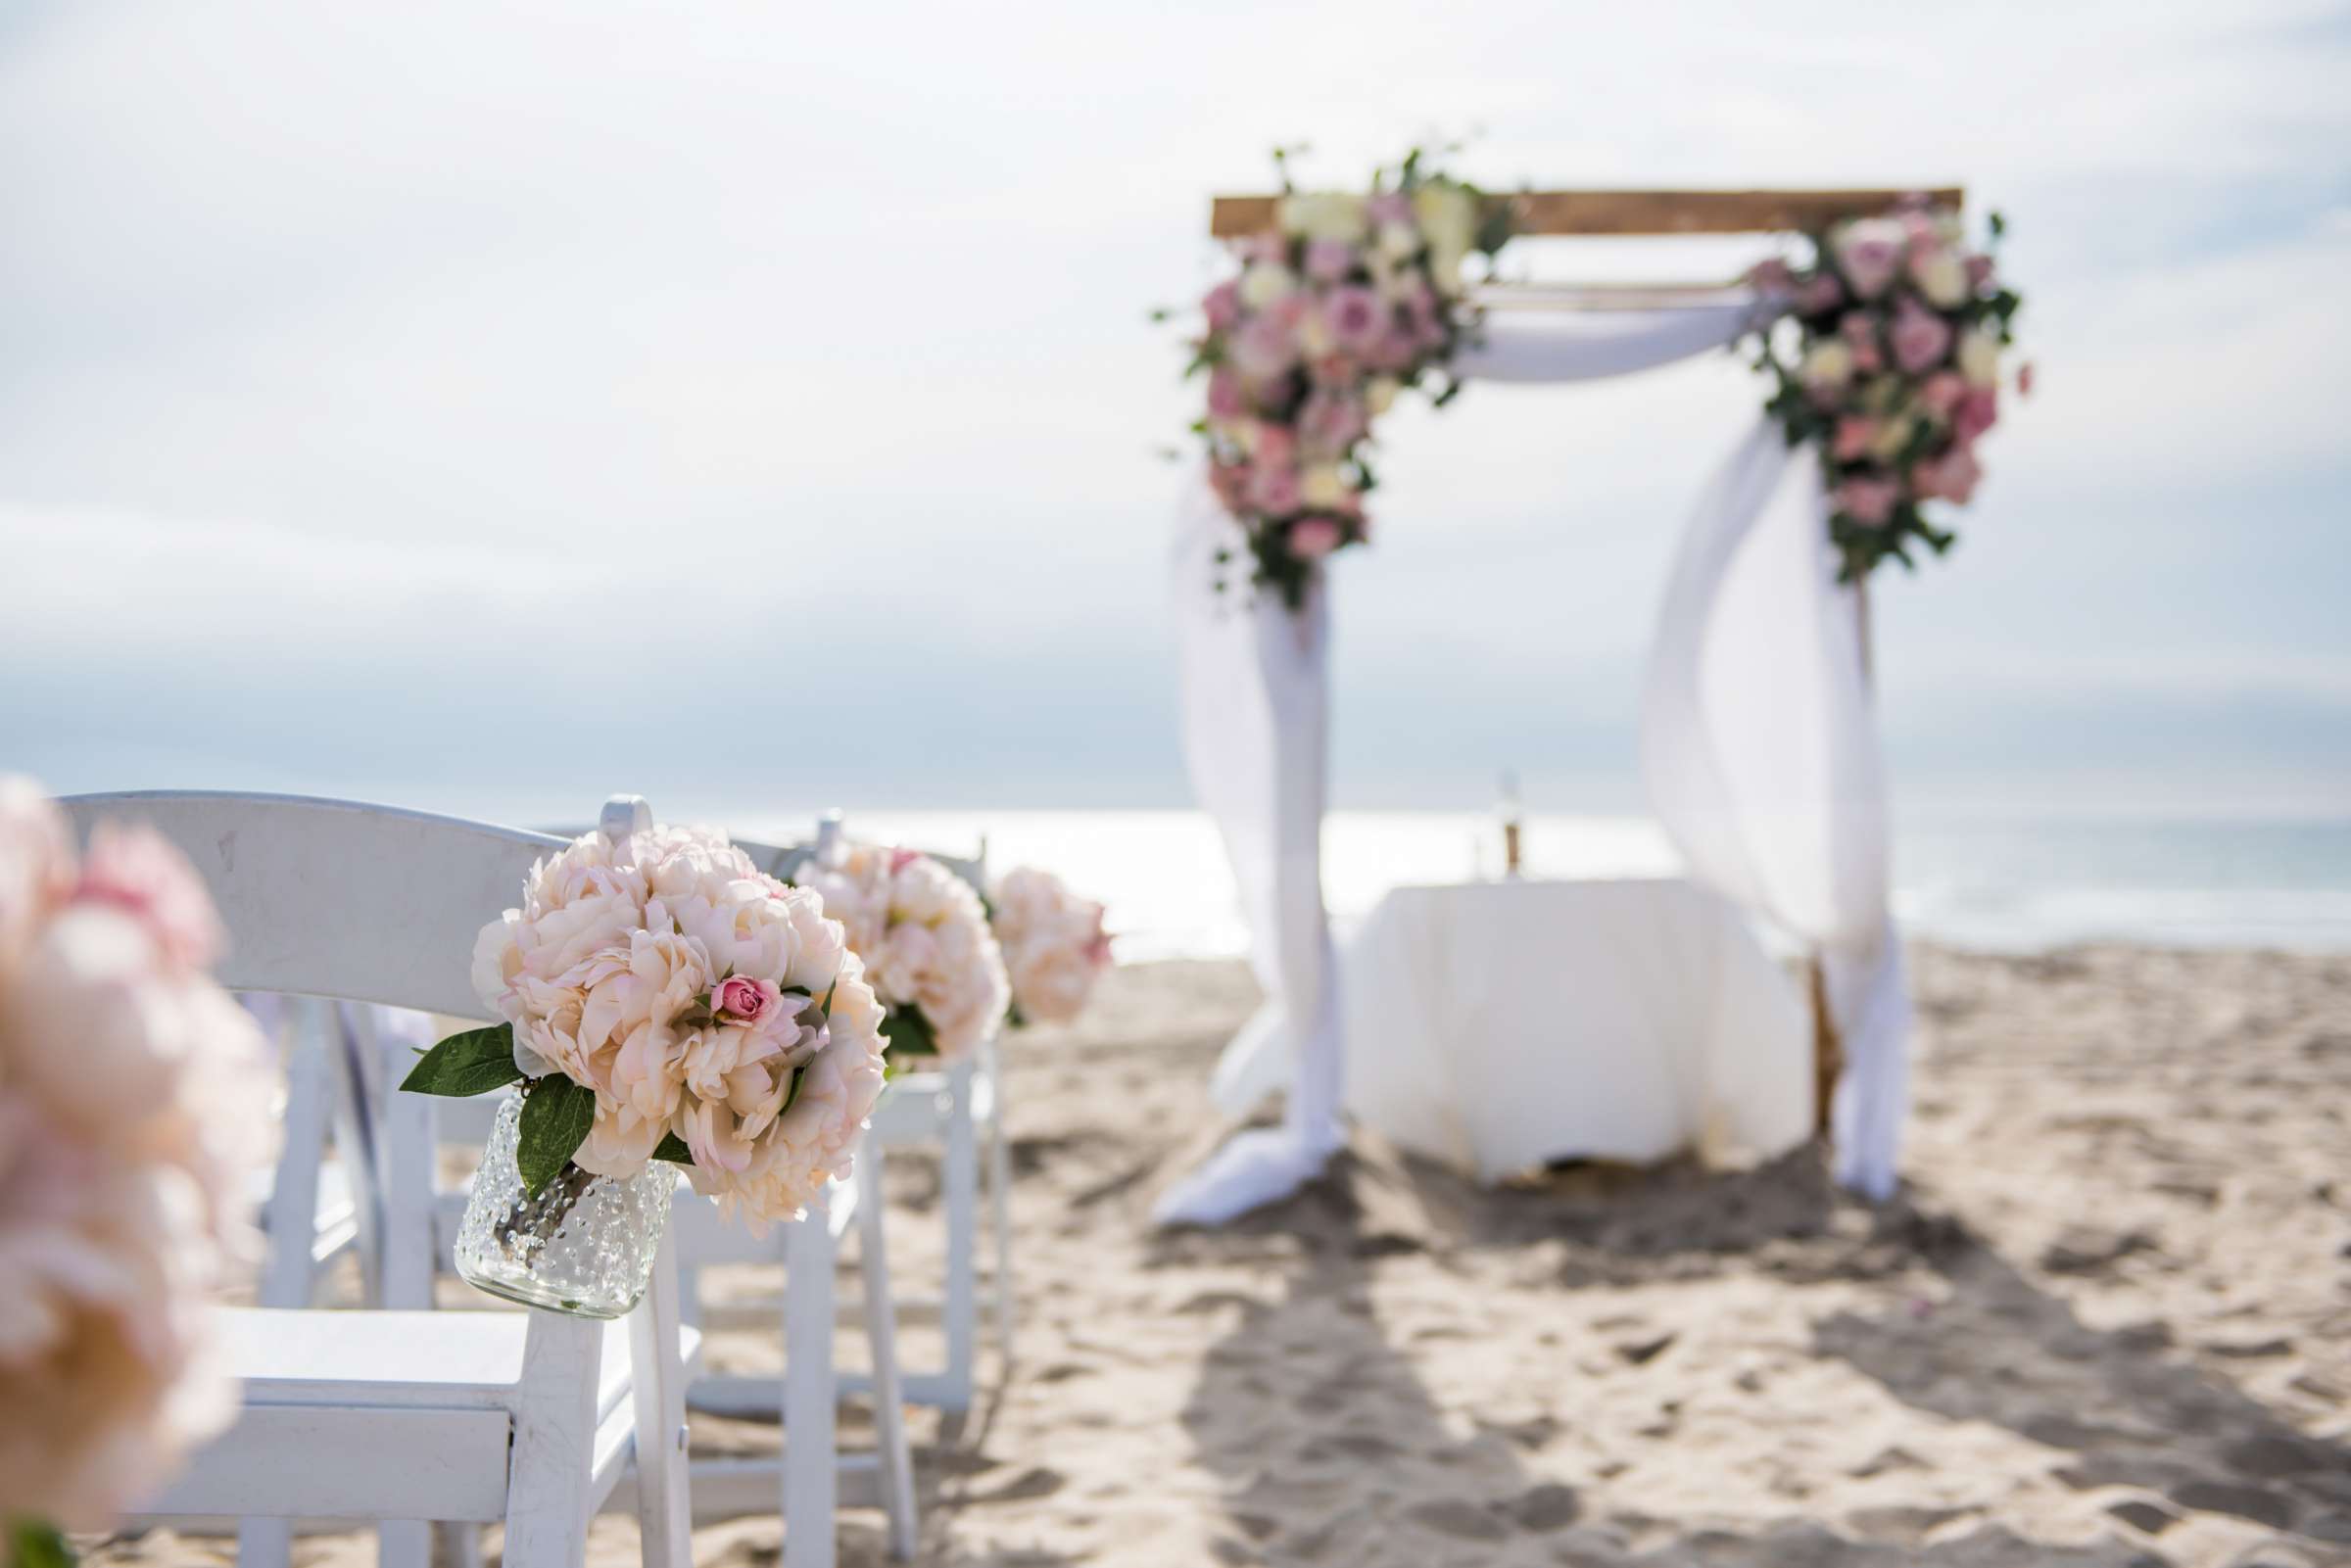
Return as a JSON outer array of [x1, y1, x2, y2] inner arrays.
[[1207, 184, 1965, 1137]]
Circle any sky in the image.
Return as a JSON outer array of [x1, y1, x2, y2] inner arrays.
[[2, 0, 2346, 825]]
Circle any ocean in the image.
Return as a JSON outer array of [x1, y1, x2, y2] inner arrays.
[[739, 808, 2351, 961]]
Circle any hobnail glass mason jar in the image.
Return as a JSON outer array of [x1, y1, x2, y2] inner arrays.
[[454, 1091, 675, 1318]]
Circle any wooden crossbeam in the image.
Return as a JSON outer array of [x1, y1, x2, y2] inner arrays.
[[1210, 186, 1963, 239]]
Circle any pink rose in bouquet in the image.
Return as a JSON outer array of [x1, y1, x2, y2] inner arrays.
[[1835, 474, 1901, 527], [1890, 300, 1955, 375], [987, 867, 1113, 1026], [1289, 516, 1345, 559]]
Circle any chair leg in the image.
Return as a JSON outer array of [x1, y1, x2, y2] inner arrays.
[[855, 1142, 918, 1560], [235, 1518, 291, 1568], [435, 1521, 485, 1568], [375, 1519, 430, 1568], [629, 1223, 693, 1568], [984, 1078, 1014, 1365], [940, 1062, 977, 1413], [783, 1207, 838, 1568], [501, 1312, 603, 1568]]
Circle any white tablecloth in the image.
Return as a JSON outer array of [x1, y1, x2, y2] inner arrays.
[[1339, 878, 1810, 1182]]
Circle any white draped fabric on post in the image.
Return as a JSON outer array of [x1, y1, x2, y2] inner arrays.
[[1638, 422, 1912, 1198], [1157, 292, 1913, 1225]]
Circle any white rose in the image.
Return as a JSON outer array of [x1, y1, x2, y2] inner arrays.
[[1237, 261, 1297, 311], [1294, 302, 1334, 358], [1377, 220, 1419, 261], [1913, 252, 1968, 309], [1868, 414, 1916, 463], [1799, 340, 1856, 389], [1366, 376, 1400, 415], [1278, 191, 1368, 245], [1300, 464, 1350, 508], [1957, 329, 2002, 388], [1413, 185, 1478, 297]]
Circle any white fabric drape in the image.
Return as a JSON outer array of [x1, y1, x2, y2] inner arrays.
[[1637, 422, 1911, 1198], [1164, 296, 1911, 1221]]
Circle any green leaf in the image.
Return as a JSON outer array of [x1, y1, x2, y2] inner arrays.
[[399, 1024, 525, 1098], [883, 1003, 940, 1059], [651, 1132, 695, 1165], [515, 1076, 597, 1198], [8, 1517, 73, 1568]]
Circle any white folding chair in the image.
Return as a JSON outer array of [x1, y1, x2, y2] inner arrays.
[[60, 790, 695, 1568], [756, 822, 1015, 1414], [357, 805, 918, 1568]]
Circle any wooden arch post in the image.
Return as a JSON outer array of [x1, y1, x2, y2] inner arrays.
[[1207, 184, 1950, 1139]]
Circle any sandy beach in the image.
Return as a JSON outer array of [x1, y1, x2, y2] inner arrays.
[[92, 945, 2351, 1568]]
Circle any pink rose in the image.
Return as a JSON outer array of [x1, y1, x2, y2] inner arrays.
[[1889, 301, 1955, 375], [1367, 192, 1413, 227], [1966, 254, 1995, 291], [1249, 463, 1301, 515], [1303, 238, 1356, 284], [1793, 272, 1845, 317], [1253, 423, 1297, 471], [1206, 365, 1244, 419], [713, 974, 783, 1025], [887, 847, 923, 875], [69, 822, 224, 975], [1832, 417, 1880, 462], [1835, 475, 1901, 527], [1918, 371, 1967, 418], [1321, 285, 1384, 354], [1202, 280, 1241, 333], [1953, 387, 1999, 443], [1296, 389, 1367, 455], [2016, 360, 2036, 398], [1912, 444, 1984, 505], [1288, 517, 1344, 559], [1227, 313, 1299, 381], [1850, 339, 1884, 376], [1834, 217, 1907, 301]]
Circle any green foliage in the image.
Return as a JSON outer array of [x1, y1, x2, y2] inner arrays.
[[882, 1003, 939, 1059], [400, 1025, 525, 1098], [651, 1132, 695, 1164], [8, 1519, 72, 1568], [515, 1075, 597, 1198]]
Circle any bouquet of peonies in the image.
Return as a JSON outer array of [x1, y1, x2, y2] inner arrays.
[[405, 823, 886, 1231], [798, 843, 1009, 1064], [1178, 148, 1513, 609], [1749, 197, 2028, 581], [0, 779, 276, 1554], [987, 866, 1111, 1027]]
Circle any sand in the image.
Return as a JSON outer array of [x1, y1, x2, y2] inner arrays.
[[91, 946, 2351, 1567]]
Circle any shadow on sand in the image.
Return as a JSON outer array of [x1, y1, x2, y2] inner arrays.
[[1162, 1139, 2338, 1566]]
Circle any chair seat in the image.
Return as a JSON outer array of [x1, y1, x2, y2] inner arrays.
[[219, 1307, 693, 1416]]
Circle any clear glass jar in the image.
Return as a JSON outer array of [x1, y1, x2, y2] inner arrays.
[[453, 1092, 675, 1318]]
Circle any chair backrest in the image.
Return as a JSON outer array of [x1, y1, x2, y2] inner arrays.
[[57, 791, 571, 1019], [741, 811, 989, 898]]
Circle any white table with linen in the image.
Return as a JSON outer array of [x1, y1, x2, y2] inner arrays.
[[1336, 877, 1810, 1183]]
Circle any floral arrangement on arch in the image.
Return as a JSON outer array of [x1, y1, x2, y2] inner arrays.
[[987, 866, 1112, 1027], [798, 843, 1011, 1064], [1749, 197, 2028, 581], [405, 822, 888, 1230], [1180, 149, 1513, 609], [0, 779, 277, 1560]]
